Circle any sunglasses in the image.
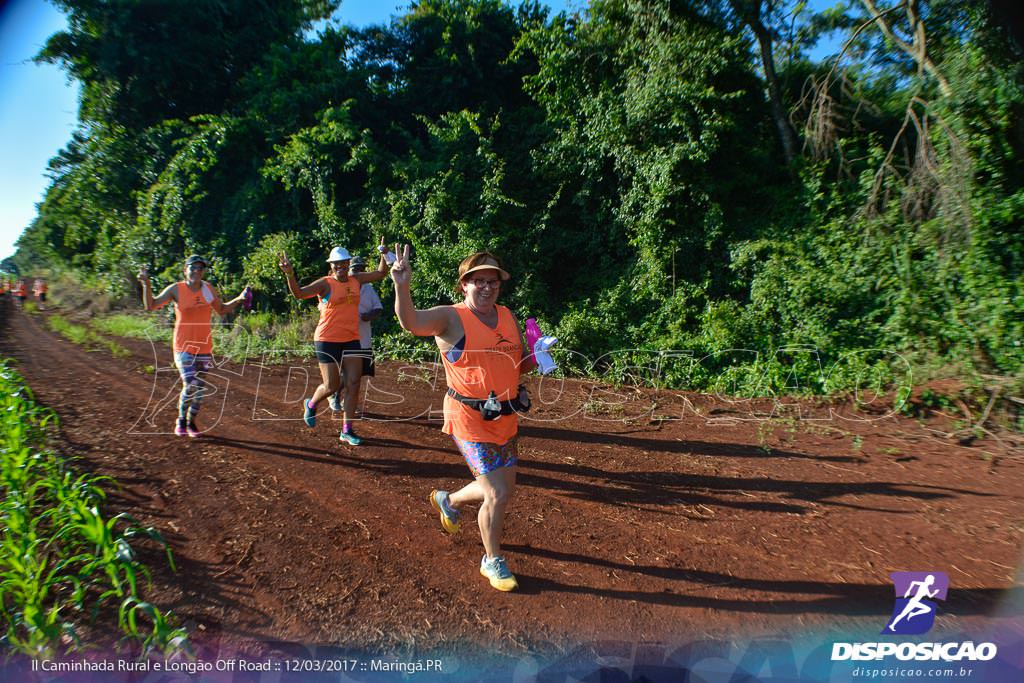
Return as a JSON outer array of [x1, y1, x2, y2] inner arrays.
[[468, 277, 501, 289]]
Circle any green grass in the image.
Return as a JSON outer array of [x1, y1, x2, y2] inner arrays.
[[48, 314, 92, 345], [91, 311, 316, 363], [0, 360, 189, 658], [48, 315, 131, 358], [211, 312, 315, 362], [91, 313, 172, 343]]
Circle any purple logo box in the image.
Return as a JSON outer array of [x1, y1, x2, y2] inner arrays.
[[884, 571, 949, 635]]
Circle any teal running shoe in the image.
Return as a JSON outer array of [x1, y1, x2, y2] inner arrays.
[[480, 555, 518, 592], [429, 490, 461, 534], [328, 391, 343, 412], [338, 429, 362, 446]]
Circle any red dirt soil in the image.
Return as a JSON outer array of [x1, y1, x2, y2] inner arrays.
[[2, 301, 1022, 661]]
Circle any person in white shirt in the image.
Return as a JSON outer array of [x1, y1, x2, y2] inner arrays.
[[329, 256, 384, 413]]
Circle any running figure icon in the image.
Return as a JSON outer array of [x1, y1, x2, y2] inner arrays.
[[886, 574, 939, 632], [884, 571, 949, 635]]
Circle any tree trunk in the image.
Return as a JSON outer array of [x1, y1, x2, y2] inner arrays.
[[730, 0, 800, 166]]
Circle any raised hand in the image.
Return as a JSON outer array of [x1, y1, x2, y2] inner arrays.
[[390, 243, 412, 286], [278, 251, 294, 275], [137, 266, 149, 283], [378, 235, 396, 264]]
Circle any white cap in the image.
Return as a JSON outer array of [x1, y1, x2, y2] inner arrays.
[[326, 247, 352, 263]]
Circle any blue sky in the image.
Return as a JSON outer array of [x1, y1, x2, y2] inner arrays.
[[0, 0, 837, 263], [0, 0, 76, 262]]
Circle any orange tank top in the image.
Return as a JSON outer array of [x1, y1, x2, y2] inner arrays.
[[314, 277, 361, 343], [441, 303, 523, 444], [13, 283, 25, 296], [173, 282, 214, 355]]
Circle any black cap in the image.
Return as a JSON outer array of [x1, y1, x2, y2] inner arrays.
[[185, 255, 208, 266]]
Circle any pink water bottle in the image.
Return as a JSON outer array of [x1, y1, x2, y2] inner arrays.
[[525, 318, 542, 355]]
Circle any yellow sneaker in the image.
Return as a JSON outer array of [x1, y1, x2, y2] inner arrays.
[[480, 555, 518, 592], [429, 490, 460, 534]]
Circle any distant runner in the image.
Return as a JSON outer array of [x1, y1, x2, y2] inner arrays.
[[328, 255, 384, 414], [278, 239, 391, 446], [138, 255, 251, 438], [392, 246, 536, 592], [33, 278, 48, 310], [12, 280, 26, 307]]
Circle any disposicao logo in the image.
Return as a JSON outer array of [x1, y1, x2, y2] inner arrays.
[[884, 571, 948, 635], [831, 571, 998, 663]]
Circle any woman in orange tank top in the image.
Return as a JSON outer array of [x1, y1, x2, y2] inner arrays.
[[12, 280, 27, 306], [392, 246, 537, 592], [138, 255, 250, 438], [279, 239, 390, 446]]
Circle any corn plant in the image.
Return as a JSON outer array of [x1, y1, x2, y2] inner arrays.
[[0, 360, 189, 659]]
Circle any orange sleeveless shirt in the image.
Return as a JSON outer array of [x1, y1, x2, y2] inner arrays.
[[173, 282, 214, 355], [441, 303, 523, 444], [314, 277, 361, 343]]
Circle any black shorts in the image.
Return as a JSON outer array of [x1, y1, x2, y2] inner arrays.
[[314, 339, 362, 365], [37, 293, 46, 302], [361, 351, 375, 377]]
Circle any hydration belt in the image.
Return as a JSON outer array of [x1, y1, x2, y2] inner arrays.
[[446, 385, 531, 421]]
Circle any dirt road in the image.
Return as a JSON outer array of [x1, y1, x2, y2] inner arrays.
[[1, 300, 1021, 660]]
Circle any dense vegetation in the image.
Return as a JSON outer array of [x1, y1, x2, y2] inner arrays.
[[10, 0, 1024, 399]]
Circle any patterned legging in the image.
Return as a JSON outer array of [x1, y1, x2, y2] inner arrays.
[[174, 352, 213, 422]]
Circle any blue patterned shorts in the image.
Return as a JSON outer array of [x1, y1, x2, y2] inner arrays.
[[452, 436, 518, 478]]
